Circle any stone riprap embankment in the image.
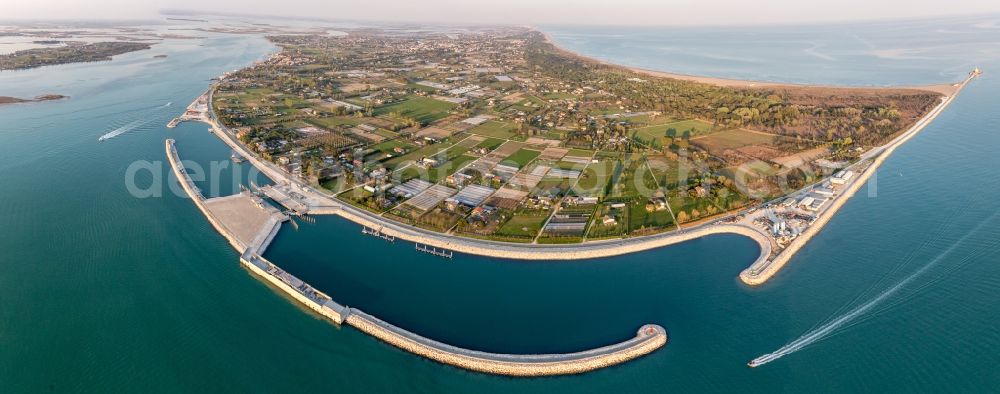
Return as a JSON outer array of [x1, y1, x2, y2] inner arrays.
[[168, 137, 668, 376], [346, 310, 667, 376]]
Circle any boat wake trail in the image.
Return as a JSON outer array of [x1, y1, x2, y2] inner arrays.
[[748, 211, 1000, 368], [97, 101, 172, 142], [98, 119, 146, 141]]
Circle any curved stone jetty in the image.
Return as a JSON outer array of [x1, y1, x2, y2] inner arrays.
[[167, 139, 668, 376], [346, 310, 667, 376]]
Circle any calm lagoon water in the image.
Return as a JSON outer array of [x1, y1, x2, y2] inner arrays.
[[2, 16, 1000, 392]]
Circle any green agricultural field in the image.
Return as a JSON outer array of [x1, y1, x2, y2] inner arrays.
[[320, 178, 349, 193], [374, 96, 456, 125], [383, 140, 457, 169], [595, 151, 623, 160], [395, 141, 475, 180], [608, 157, 655, 199], [691, 129, 776, 153], [564, 149, 594, 159], [500, 148, 541, 169], [509, 96, 546, 112], [533, 178, 573, 197], [470, 120, 517, 139], [628, 202, 676, 233], [337, 187, 374, 206], [646, 157, 686, 188], [668, 195, 723, 224], [542, 92, 577, 100], [406, 83, 439, 93], [306, 116, 362, 128], [474, 137, 505, 151], [573, 160, 615, 197], [495, 211, 549, 238], [536, 236, 583, 244], [632, 119, 716, 146], [626, 114, 675, 125], [540, 130, 565, 140], [374, 128, 399, 139], [587, 108, 623, 116], [398, 154, 477, 183], [587, 204, 628, 239], [552, 160, 589, 172], [433, 142, 474, 162], [370, 139, 415, 156]]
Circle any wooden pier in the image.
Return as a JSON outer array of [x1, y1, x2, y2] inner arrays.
[[362, 226, 396, 242], [415, 243, 453, 258]]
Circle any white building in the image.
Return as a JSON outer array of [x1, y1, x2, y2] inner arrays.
[[814, 188, 835, 197], [798, 196, 815, 208]]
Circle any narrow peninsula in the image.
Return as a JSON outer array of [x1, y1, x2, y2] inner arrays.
[[165, 26, 978, 376]]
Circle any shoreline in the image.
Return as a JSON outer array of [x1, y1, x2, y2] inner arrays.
[[201, 96, 776, 262], [183, 32, 974, 288], [741, 72, 974, 284], [194, 68, 969, 285], [164, 34, 974, 376], [537, 30, 961, 96], [167, 138, 668, 376]]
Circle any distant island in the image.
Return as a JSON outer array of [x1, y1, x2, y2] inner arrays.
[[0, 94, 67, 105], [0, 41, 152, 70], [166, 17, 208, 23]]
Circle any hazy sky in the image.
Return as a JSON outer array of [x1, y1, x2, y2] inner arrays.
[[5, 0, 1000, 26]]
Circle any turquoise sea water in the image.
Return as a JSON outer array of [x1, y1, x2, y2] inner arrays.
[[2, 16, 1000, 392]]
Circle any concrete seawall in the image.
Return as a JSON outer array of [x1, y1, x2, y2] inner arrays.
[[338, 205, 773, 261], [166, 139, 249, 253], [240, 252, 348, 325]]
